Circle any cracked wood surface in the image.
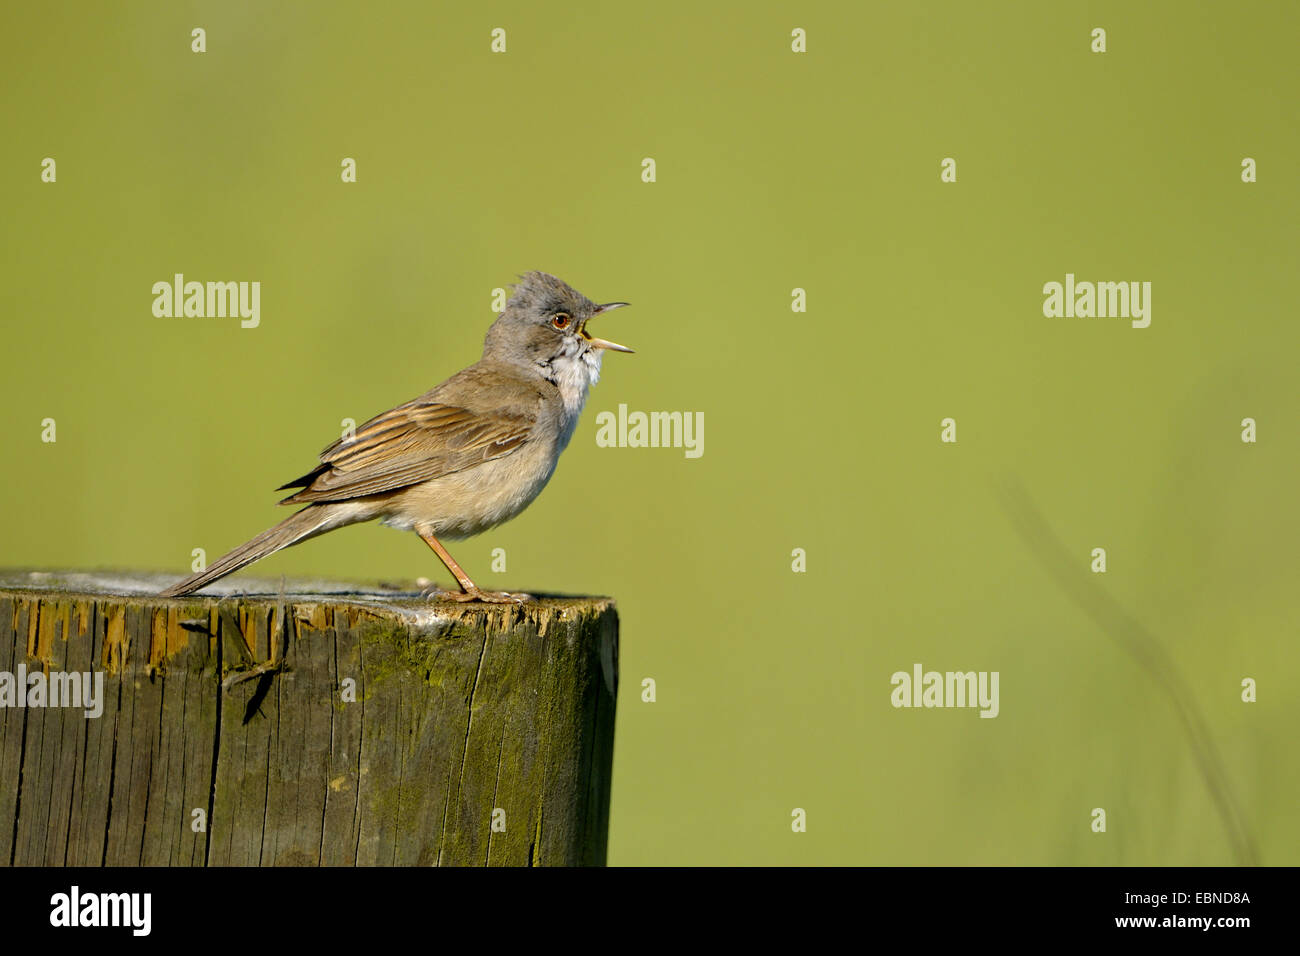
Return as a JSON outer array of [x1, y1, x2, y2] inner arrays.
[[0, 570, 618, 866]]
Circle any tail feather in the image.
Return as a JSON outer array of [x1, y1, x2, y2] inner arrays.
[[159, 507, 334, 597]]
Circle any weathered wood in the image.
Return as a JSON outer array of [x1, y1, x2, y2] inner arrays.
[[0, 570, 618, 866]]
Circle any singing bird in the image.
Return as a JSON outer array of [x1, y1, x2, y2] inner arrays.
[[159, 272, 632, 602]]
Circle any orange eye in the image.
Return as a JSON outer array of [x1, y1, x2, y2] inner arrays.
[[551, 313, 571, 330]]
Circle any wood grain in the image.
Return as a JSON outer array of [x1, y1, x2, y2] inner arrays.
[[0, 571, 618, 867]]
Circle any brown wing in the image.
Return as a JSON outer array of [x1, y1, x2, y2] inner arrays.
[[277, 401, 533, 504]]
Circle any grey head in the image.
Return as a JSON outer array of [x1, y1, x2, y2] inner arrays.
[[483, 272, 631, 392]]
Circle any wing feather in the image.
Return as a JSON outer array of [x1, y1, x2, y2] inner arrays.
[[278, 400, 533, 504]]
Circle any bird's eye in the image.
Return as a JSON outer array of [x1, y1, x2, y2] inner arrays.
[[551, 313, 571, 330]]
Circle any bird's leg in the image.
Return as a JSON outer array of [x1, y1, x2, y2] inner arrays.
[[417, 529, 535, 604]]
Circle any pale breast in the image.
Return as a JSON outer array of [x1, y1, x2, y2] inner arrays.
[[375, 349, 600, 539], [377, 434, 563, 538]]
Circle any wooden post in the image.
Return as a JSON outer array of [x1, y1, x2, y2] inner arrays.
[[0, 571, 618, 866]]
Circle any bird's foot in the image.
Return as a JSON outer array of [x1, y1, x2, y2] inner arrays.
[[421, 583, 536, 604]]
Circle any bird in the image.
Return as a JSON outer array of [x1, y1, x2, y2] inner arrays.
[[159, 271, 632, 602]]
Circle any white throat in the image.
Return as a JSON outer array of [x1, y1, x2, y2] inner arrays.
[[548, 347, 603, 447]]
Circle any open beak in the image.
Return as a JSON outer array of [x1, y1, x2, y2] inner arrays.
[[582, 301, 633, 353]]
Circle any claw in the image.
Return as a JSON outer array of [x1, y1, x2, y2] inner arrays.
[[422, 584, 536, 605]]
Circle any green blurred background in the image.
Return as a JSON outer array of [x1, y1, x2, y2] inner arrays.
[[2, 1, 1296, 865]]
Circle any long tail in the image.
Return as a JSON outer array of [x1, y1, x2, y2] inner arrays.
[[159, 507, 336, 597]]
